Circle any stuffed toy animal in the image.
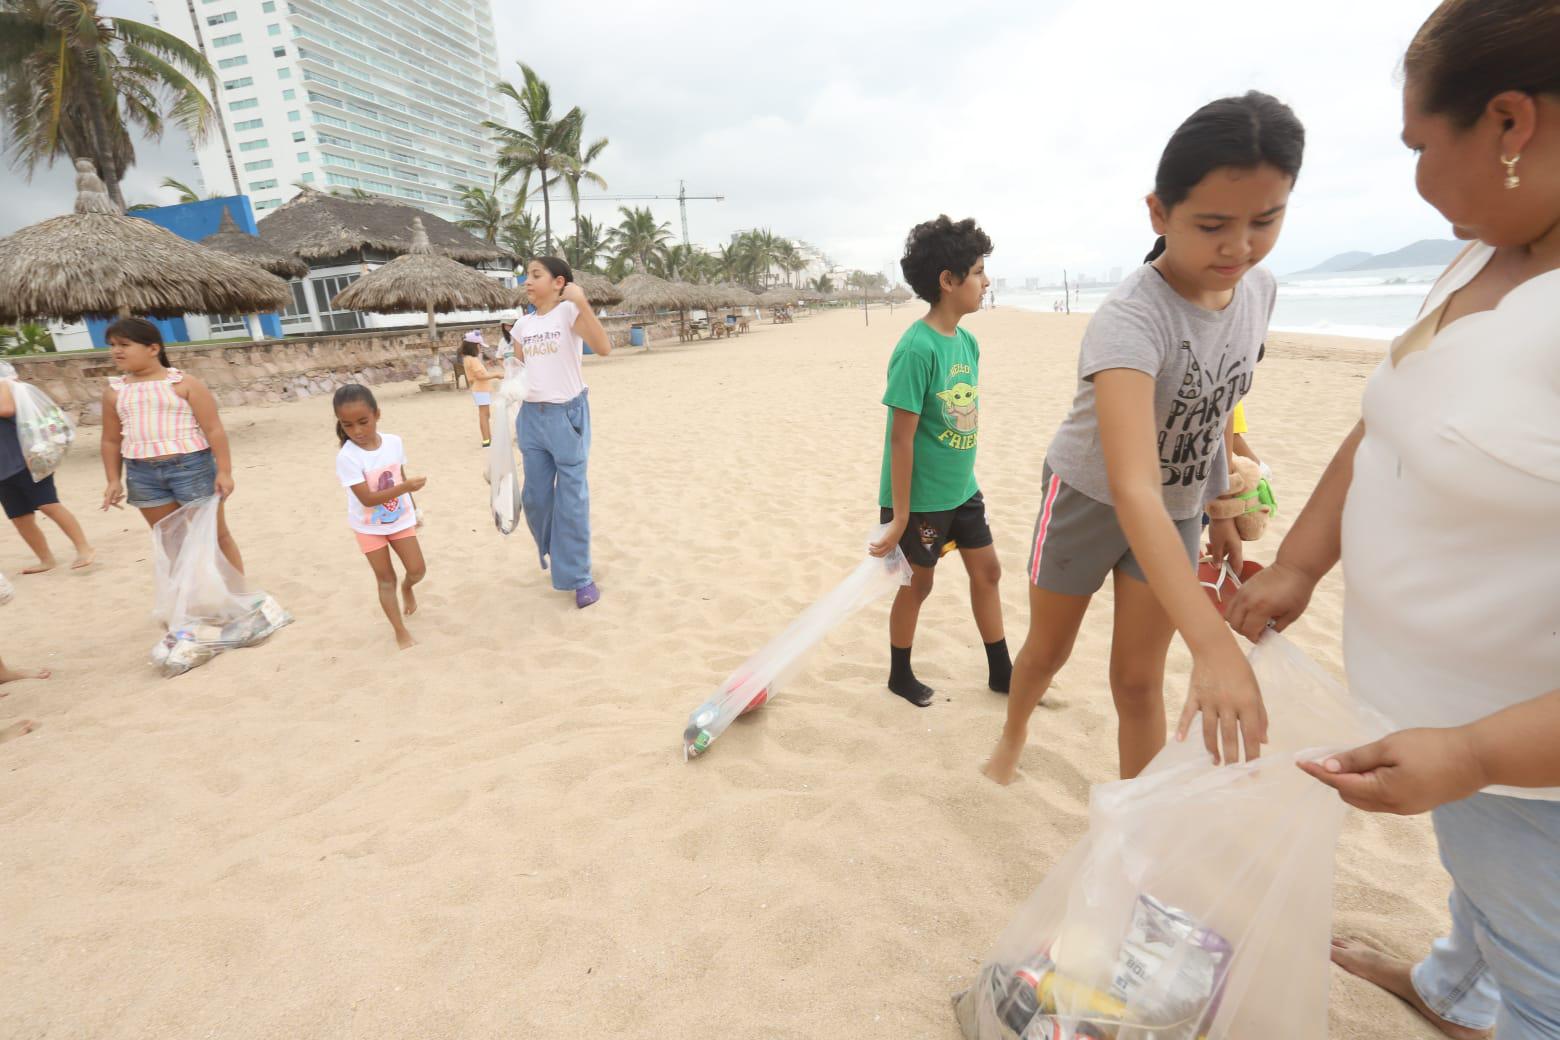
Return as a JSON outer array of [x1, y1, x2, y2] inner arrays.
[[1207, 455, 1274, 540]]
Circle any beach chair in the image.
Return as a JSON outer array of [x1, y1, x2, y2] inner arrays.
[[738, 317, 751, 334]]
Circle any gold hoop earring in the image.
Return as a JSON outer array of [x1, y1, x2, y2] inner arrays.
[[1501, 154, 1521, 190]]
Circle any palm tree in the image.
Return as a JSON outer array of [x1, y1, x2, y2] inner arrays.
[[1, 0, 216, 210], [0, 321, 56, 355], [484, 62, 580, 255], [456, 177, 509, 245], [811, 274, 834, 294], [557, 120, 608, 263], [609, 205, 673, 274], [563, 215, 608, 272], [500, 210, 545, 261], [160, 175, 214, 203]]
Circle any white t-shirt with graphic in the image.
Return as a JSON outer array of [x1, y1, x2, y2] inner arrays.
[[335, 433, 417, 535], [511, 300, 586, 404]]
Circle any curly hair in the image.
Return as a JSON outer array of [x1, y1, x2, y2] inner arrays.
[[900, 216, 992, 305]]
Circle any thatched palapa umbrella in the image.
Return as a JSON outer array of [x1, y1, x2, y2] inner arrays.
[[331, 217, 512, 341], [615, 272, 690, 353], [201, 209, 308, 279], [0, 159, 290, 324], [573, 272, 622, 307]]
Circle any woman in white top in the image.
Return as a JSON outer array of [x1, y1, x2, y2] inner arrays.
[[1228, 2, 1560, 1036], [510, 257, 612, 609]]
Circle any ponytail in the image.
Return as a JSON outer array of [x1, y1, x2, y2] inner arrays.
[[103, 316, 171, 366], [1143, 236, 1167, 264]]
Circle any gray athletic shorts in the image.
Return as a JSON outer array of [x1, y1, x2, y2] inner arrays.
[[1026, 461, 1201, 596]]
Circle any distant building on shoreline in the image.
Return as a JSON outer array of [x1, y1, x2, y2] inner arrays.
[[150, 0, 503, 224]]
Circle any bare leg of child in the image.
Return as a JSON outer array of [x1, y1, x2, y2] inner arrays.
[[1331, 940, 1490, 1040], [887, 563, 936, 706], [389, 536, 426, 618], [478, 404, 492, 445], [37, 503, 95, 569], [982, 584, 1091, 785], [366, 547, 414, 649], [1108, 571, 1178, 780], [958, 544, 1010, 692], [11, 515, 58, 573], [215, 500, 244, 574]]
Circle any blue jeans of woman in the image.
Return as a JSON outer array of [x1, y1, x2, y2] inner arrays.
[[517, 392, 591, 591], [1411, 792, 1560, 1039]]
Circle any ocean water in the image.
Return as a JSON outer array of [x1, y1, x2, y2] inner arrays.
[[1002, 264, 1445, 340]]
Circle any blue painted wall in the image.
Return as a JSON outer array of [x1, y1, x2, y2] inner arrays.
[[85, 196, 284, 347]]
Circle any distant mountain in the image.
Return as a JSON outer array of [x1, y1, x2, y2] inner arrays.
[[1292, 239, 1462, 275], [1293, 251, 1371, 275]]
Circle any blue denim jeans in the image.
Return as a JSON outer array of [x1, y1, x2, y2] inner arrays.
[[124, 448, 217, 508], [518, 392, 591, 591], [1411, 793, 1560, 1039]]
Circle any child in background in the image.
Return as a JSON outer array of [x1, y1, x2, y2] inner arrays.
[[333, 384, 427, 650], [868, 216, 1010, 707], [100, 318, 244, 572], [984, 92, 1303, 784], [511, 257, 612, 609], [0, 378, 93, 572], [461, 331, 504, 447]]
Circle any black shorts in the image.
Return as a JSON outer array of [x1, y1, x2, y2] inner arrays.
[[879, 490, 994, 569], [0, 469, 59, 520]]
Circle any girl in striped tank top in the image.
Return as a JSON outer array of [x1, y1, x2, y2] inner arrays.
[[100, 318, 244, 572]]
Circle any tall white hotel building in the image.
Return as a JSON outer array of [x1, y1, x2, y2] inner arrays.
[[150, 0, 505, 224]]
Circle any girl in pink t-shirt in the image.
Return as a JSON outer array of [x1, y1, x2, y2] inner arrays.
[[510, 257, 612, 609]]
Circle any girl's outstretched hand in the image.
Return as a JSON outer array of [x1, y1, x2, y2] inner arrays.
[[1299, 727, 1487, 815], [1176, 639, 1268, 764]]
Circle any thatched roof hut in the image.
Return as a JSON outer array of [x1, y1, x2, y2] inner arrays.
[[888, 286, 914, 303], [258, 187, 511, 266], [759, 288, 803, 307], [617, 272, 687, 313], [0, 159, 291, 323], [711, 282, 759, 308], [201, 208, 308, 280], [330, 218, 513, 340], [573, 272, 622, 306]]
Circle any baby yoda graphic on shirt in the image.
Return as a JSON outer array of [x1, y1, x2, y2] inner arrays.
[[936, 364, 978, 449]]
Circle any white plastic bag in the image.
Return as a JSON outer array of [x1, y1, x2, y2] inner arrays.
[[954, 634, 1388, 1040], [682, 528, 912, 759], [150, 496, 291, 677], [0, 570, 13, 606], [487, 357, 526, 535], [0, 362, 74, 481]]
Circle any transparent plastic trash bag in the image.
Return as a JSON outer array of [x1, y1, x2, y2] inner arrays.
[[954, 634, 1389, 1040], [0, 362, 75, 481], [150, 496, 291, 677], [487, 357, 526, 535], [682, 528, 912, 759]]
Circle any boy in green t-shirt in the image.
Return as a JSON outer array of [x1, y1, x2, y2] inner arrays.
[[869, 216, 1009, 707]]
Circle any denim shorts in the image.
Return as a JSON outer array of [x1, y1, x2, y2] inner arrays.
[[124, 449, 217, 508]]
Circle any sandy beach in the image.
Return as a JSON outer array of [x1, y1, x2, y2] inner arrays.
[[1, 305, 1447, 1039]]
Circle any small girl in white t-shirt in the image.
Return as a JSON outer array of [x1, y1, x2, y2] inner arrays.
[[333, 384, 427, 649], [510, 257, 612, 609]]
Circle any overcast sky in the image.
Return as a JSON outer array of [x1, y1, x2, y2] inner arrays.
[[2, 0, 1452, 280]]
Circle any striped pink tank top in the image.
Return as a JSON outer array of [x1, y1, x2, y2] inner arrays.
[[111, 369, 210, 460]]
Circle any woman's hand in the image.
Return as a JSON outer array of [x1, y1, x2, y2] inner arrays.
[[102, 480, 125, 511], [1176, 638, 1269, 764], [1298, 727, 1487, 815], [1225, 560, 1318, 642]]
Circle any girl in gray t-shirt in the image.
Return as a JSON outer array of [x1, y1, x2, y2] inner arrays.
[[982, 90, 1304, 786]]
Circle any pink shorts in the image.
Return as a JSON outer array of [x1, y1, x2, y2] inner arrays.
[[355, 528, 417, 554]]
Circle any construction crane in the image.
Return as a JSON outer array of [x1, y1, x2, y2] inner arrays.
[[574, 180, 724, 246]]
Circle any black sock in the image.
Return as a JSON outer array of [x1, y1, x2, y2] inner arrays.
[[985, 638, 1012, 694], [888, 645, 935, 707]]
